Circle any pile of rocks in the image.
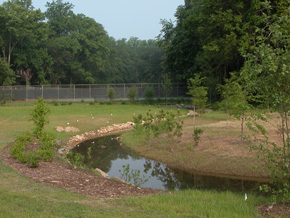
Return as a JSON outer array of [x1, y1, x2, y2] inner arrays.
[[56, 126, 80, 133], [61, 122, 135, 153]]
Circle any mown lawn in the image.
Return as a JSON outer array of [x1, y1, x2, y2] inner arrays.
[[0, 101, 270, 217]]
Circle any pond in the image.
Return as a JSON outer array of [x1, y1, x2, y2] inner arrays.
[[70, 134, 267, 192]]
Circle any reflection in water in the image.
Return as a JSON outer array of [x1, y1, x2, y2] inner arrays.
[[72, 135, 265, 191]]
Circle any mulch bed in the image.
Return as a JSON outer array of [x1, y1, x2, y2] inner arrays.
[[257, 202, 290, 218], [1, 144, 166, 199], [2, 144, 290, 217]]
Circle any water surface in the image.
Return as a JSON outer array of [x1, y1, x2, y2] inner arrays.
[[72, 134, 265, 191]]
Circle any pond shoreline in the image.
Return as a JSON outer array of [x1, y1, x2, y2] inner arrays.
[[60, 121, 135, 154]]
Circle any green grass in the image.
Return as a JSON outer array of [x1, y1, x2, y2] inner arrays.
[[0, 102, 271, 217], [117, 190, 268, 218]]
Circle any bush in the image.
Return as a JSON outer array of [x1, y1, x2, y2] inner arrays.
[[193, 128, 204, 146], [11, 131, 56, 167], [30, 97, 50, 138], [10, 132, 32, 163], [107, 86, 115, 101], [52, 101, 58, 106], [133, 109, 183, 139], [127, 86, 138, 102], [144, 86, 154, 104], [26, 151, 41, 168], [11, 98, 56, 168], [39, 132, 56, 162]]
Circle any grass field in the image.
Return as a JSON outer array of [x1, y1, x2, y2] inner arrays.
[[0, 101, 271, 217]]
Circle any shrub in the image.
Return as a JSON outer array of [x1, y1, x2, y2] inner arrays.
[[133, 109, 183, 139], [107, 86, 115, 101], [127, 86, 138, 102], [10, 132, 32, 163], [193, 128, 204, 146], [26, 151, 41, 168], [30, 97, 50, 138], [66, 152, 85, 167], [144, 86, 154, 104], [39, 132, 56, 162], [11, 98, 56, 167]]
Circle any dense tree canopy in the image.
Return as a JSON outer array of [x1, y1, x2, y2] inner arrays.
[[0, 0, 164, 85], [158, 0, 289, 101]]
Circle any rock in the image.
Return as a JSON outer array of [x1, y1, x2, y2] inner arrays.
[[65, 126, 80, 133], [95, 168, 109, 178], [187, 110, 198, 116], [111, 177, 127, 184], [56, 126, 65, 132], [116, 136, 122, 141]]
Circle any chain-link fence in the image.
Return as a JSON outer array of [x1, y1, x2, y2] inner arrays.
[[0, 83, 188, 101]]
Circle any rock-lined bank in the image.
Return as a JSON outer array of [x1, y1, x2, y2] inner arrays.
[[58, 122, 135, 155]]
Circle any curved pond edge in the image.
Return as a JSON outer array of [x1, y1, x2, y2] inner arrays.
[[59, 121, 135, 154], [60, 121, 270, 184]]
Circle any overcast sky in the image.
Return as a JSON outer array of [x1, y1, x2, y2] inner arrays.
[[0, 0, 184, 40]]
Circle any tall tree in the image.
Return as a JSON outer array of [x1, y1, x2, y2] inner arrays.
[[0, 57, 15, 85], [158, 0, 275, 101], [0, 1, 46, 65]]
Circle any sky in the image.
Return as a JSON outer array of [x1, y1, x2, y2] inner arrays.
[[0, 0, 184, 40]]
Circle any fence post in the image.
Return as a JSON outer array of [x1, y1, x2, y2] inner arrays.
[[58, 85, 60, 101], [89, 84, 91, 99], [123, 84, 126, 98], [41, 85, 44, 98]]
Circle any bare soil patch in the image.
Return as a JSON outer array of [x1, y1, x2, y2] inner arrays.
[[1, 144, 166, 199]]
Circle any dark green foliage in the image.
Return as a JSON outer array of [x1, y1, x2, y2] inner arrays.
[[162, 74, 173, 105], [127, 86, 138, 102], [11, 98, 55, 167], [66, 152, 85, 167], [10, 132, 32, 163], [250, 131, 290, 202], [0, 1, 164, 85], [10, 131, 56, 167], [238, 2, 290, 202], [144, 86, 154, 104], [0, 58, 15, 85], [25, 151, 41, 168], [193, 128, 204, 147], [39, 132, 56, 162], [107, 87, 115, 101], [187, 75, 208, 113]]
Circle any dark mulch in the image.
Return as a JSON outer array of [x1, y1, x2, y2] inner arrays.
[[257, 202, 290, 218], [1, 144, 166, 199]]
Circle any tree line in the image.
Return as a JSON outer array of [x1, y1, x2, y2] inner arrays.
[[158, 0, 289, 101], [0, 0, 164, 86]]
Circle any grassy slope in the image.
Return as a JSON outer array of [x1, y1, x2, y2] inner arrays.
[[122, 111, 268, 179], [0, 102, 269, 217]]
